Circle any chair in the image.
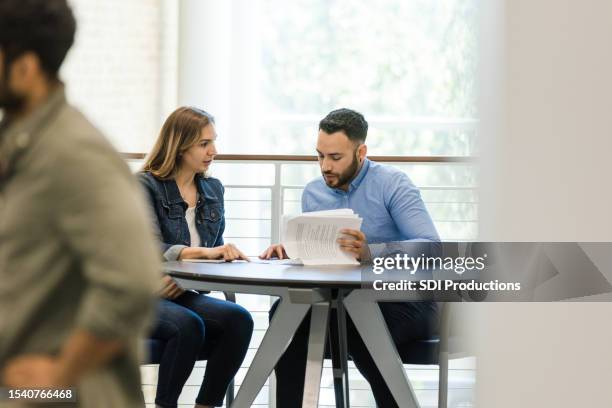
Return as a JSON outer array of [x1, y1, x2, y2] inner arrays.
[[334, 301, 471, 408], [395, 301, 471, 408], [143, 291, 237, 406]]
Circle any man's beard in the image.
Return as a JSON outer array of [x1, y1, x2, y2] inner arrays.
[[0, 71, 25, 114], [322, 153, 360, 189]]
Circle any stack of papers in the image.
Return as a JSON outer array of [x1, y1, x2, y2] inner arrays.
[[282, 209, 363, 265], [183, 257, 302, 264]]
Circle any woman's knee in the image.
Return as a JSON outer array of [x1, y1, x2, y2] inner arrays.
[[173, 309, 206, 344], [154, 301, 205, 344], [214, 303, 254, 344], [230, 303, 254, 336]]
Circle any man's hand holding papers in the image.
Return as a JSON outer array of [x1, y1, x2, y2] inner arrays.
[[260, 243, 289, 260], [259, 209, 364, 265], [336, 228, 371, 262]]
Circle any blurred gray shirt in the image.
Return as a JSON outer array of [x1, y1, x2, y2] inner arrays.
[[0, 87, 160, 407]]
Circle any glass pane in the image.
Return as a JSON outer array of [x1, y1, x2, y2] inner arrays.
[[224, 220, 272, 238], [225, 201, 272, 220], [212, 163, 276, 186], [395, 163, 478, 188], [366, 127, 478, 156], [425, 203, 479, 222], [281, 163, 320, 186], [225, 187, 271, 201], [283, 187, 304, 201], [435, 221, 478, 241], [421, 189, 478, 203], [251, 0, 479, 156], [283, 200, 302, 216]]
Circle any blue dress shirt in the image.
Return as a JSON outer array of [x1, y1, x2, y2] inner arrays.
[[301, 158, 441, 258]]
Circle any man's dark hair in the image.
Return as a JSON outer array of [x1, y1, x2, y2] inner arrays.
[[319, 108, 368, 144], [0, 0, 76, 78]]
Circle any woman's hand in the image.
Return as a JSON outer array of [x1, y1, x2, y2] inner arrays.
[[178, 244, 249, 261], [203, 243, 249, 261], [158, 275, 185, 299]]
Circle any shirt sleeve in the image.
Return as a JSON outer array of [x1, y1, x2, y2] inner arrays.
[[368, 172, 442, 259], [54, 140, 160, 341], [138, 174, 188, 261]]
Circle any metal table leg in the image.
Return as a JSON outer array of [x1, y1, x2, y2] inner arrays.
[[343, 290, 420, 408], [329, 290, 350, 408], [302, 301, 331, 408], [231, 289, 321, 408]]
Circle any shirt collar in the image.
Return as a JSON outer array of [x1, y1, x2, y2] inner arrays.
[[0, 85, 67, 179], [161, 178, 184, 205], [161, 173, 217, 206], [195, 173, 221, 203], [349, 158, 370, 191]]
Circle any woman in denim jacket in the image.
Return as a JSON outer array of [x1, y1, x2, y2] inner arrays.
[[139, 107, 253, 408]]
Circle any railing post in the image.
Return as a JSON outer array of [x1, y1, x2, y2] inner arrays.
[[268, 161, 283, 408], [270, 162, 283, 244]]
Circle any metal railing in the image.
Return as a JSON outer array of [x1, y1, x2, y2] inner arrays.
[[123, 154, 478, 247]]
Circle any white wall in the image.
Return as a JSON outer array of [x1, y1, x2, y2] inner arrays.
[[63, 0, 176, 154], [476, 1, 612, 406], [479, 0, 612, 241]]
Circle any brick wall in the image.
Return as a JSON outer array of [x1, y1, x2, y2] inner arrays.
[[62, 0, 177, 154]]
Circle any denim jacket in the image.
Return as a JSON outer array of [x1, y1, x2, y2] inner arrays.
[[139, 171, 225, 261]]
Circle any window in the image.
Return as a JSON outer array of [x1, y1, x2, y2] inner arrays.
[[65, 1, 478, 405], [186, 0, 479, 157]]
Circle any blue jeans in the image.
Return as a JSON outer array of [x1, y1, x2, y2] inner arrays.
[[151, 292, 253, 407]]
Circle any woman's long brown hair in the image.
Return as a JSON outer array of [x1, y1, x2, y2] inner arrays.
[[142, 106, 215, 179]]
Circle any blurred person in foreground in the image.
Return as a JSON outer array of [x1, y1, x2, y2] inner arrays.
[[260, 108, 441, 407], [0, 0, 160, 406]]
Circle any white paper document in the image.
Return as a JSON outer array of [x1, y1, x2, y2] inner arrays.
[[282, 209, 363, 265], [182, 259, 248, 263], [248, 257, 303, 265]]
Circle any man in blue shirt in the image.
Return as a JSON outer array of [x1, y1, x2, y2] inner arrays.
[[261, 108, 440, 407]]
